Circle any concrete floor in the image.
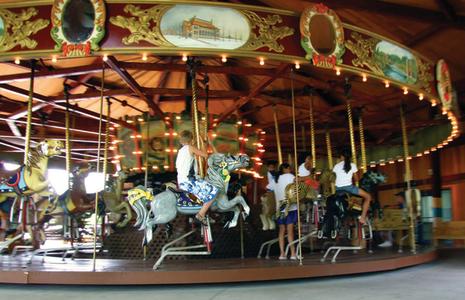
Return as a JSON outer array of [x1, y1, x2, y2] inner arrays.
[[0, 250, 464, 300]]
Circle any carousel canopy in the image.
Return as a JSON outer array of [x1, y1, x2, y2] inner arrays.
[[0, 0, 462, 169]]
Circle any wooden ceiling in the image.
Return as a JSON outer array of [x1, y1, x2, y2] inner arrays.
[[0, 0, 463, 163]]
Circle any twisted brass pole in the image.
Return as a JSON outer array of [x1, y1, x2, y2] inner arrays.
[[309, 94, 316, 172], [347, 101, 357, 167], [358, 112, 367, 174]]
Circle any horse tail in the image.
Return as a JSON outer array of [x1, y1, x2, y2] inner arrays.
[[127, 187, 151, 230]]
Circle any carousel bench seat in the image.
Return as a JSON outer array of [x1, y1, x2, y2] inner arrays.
[[433, 220, 465, 247], [373, 209, 409, 231]]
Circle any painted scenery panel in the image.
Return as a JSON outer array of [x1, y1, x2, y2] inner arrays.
[[160, 5, 250, 49], [374, 41, 418, 84]]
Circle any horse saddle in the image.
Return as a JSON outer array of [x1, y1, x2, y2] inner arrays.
[[168, 187, 203, 208], [0, 170, 27, 194]]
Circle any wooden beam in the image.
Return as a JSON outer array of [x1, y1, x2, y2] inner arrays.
[[0, 63, 105, 84], [106, 56, 163, 116], [0, 84, 131, 129], [406, 24, 447, 47], [216, 63, 290, 124]]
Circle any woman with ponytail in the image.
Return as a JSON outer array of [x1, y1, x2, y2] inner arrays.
[[333, 148, 372, 224]]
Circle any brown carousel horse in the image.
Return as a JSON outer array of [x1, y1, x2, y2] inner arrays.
[[0, 140, 63, 245]]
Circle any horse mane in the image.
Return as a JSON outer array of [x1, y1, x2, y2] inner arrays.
[[25, 144, 44, 171]]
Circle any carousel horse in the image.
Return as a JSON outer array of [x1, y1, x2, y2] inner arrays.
[[278, 180, 319, 217], [0, 140, 63, 246], [0, 140, 63, 201], [259, 191, 276, 231], [52, 164, 95, 217], [101, 170, 133, 228], [128, 153, 250, 244], [319, 170, 387, 239]]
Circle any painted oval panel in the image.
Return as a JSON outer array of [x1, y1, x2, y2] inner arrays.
[[161, 5, 250, 49], [374, 41, 418, 84], [309, 14, 336, 55], [62, 0, 95, 44]]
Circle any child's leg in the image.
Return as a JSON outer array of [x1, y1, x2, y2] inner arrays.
[[197, 200, 214, 218], [358, 188, 372, 224], [278, 224, 286, 257], [286, 223, 296, 257]]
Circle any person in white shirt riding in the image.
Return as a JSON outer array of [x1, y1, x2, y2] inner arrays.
[[176, 130, 218, 226], [333, 148, 372, 224]]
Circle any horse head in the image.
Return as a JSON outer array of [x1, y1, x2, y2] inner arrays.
[[207, 153, 250, 173], [360, 170, 387, 192], [40, 140, 63, 157]]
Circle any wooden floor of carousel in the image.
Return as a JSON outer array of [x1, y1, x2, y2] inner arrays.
[[0, 225, 437, 285]]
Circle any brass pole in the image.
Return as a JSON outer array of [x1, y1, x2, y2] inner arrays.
[[23, 60, 36, 166], [189, 58, 204, 177], [347, 101, 357, 167], [92, 63, 105, 272], [358, 112, 367, 174], [144, 116, 150, 188], [400, 104, 416, 254], [309, 94, 316, 172], [290, 69, 303, 266], [273, 105, 283, 165], [325, 130, 336, 194]]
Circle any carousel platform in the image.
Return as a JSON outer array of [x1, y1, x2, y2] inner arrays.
[[0, 247, 437, 285]]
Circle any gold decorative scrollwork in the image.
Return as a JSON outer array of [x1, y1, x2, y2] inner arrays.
[[109, 4, 172, 47], [345, 32, 384, 75], [240, 10, 294, 53], [0, 8, 49, 52], [417, 58, 433, 94]]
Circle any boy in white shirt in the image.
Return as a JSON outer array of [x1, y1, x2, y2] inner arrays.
[[176, 130, 218, 226]]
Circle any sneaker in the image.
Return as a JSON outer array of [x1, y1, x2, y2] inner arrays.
[[290, 256, 297, 260], [278, 256, 287, 260], [378, 241, 393, 248]]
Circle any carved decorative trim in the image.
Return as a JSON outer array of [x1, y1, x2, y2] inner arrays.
[[109, 4, 172, 47], [436, 59, 452, 109], [0, 8, 49, 52], [51, 0, 106, 57], [345, 32, 382, 74], [240, 10, 294, 53], [299, 3, 344, 69]]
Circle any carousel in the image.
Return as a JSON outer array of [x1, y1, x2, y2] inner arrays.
[[0, 0, 459, 285]]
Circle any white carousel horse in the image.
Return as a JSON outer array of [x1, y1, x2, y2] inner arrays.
[[128, 153, 250, 244]]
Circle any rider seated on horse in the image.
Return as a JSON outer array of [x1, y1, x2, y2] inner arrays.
[[176, 130, 217, 226], [296, 153, 319, 190], [333, 148, 372, 224], [266, 160, 278, 192]]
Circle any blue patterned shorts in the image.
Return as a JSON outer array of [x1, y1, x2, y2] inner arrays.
[[179, 179, 219, 203]]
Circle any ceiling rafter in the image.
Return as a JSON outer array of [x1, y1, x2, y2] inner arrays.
[[106, 55, 164, 117], [215, 63, 290, 124]]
